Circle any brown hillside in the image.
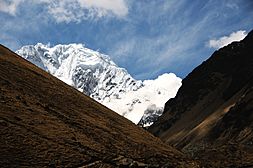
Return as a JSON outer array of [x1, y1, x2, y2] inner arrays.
[[0, 45, 198, 167]]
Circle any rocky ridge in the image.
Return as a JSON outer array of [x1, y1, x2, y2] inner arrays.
[[149, 29, 253, 167]]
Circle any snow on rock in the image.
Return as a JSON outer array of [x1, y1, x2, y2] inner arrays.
[[138, 105, 164, 127], [104, 73, 182, 124], [16, 43, 182, 124]]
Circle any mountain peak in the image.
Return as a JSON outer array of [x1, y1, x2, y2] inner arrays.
[[16, 43, 182, 124], [16, 43, 140, 95]]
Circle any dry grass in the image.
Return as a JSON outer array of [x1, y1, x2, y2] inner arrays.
[[0, 45, 198, 167]]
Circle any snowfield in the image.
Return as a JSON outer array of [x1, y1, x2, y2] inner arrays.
[[16, 43, 181, 124]]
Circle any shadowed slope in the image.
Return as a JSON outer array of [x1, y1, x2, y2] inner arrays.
[[149, 30, 253, 167], [0, 45, 197, 167]]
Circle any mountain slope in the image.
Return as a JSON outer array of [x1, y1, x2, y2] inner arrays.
[[148, 30, 253, 167], [16, 43, 181, 124], [0, 44, 197, 167], [16, 43, 143, 101]]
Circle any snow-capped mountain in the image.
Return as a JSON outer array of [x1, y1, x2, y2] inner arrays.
[[16, 43, 181, 124]]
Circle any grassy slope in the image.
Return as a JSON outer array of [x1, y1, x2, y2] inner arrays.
[[0, 45, 197, 167]]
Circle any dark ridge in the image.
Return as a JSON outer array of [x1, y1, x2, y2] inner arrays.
[[149, 29, 253, 167]]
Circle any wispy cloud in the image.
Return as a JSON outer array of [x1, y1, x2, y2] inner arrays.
[[1, 0, 252, 80], [78, 0, 128, 18], [208, 30, 247, 49], [0, 0, 129, 51], [0, 0, 22, 16], [41, 0, 128, 23], [0, 0, 128, 23], [109, 1, 220, 78], [0, 33, 21, 50], [107, 1, 253, 79]]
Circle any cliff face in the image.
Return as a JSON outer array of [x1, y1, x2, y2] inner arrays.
[[149, 30, 253, 167], [0, 45, 196, 167]]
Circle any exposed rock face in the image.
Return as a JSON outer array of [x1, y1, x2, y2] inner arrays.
[[138, 105, 164, 127], [16, 43, 182, 124], [149, 30, 253, 167], [0, 45, 197, 167], [16, 43, 143, 101]]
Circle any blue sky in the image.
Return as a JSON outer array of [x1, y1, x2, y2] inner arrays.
[[0, 0, 253, 80]]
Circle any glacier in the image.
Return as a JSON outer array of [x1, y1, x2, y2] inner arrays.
[[16, 43, 181, 125]]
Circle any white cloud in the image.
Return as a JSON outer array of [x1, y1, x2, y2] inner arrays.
[[0, 0, 128, 22], [104, 73, 182, 124], [44, 0, 84, 23], [78, 0, 128, 18], [0, 0, 22, 15], [208, 30, 247, 49]]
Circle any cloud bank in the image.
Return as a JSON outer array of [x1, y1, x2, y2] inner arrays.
[[208, 30, 247, 49]]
